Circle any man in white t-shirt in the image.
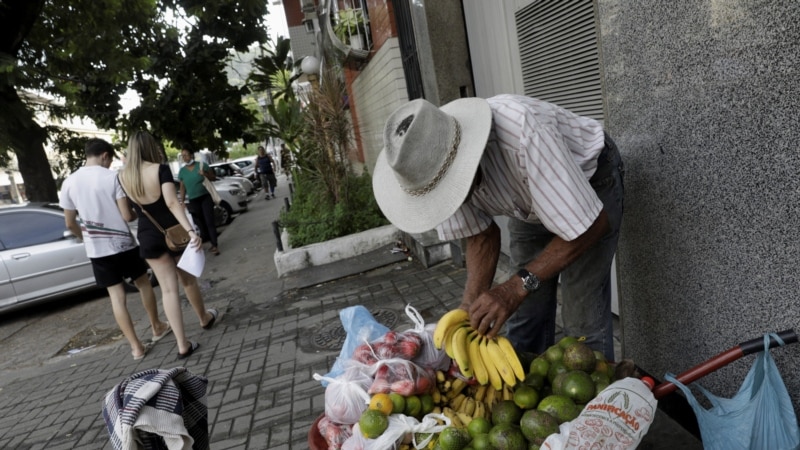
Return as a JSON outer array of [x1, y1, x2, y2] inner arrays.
[[60, 138, 171, 360], [373, 96, 624, 360]]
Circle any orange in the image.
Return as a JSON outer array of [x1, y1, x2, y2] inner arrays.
[[369, 393, 394, 416], [359, 409, 389, 438]]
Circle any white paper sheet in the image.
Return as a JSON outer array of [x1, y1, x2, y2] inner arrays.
[[177, 241, 205, 277]]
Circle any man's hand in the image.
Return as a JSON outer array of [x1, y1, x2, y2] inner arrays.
[[468, 280, 525, 338]]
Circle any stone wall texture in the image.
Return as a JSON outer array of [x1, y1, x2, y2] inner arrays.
[[598, 0, 800, 402]]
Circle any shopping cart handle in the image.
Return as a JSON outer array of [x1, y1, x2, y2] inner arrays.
[[738, 329, 797, 356], [653, 329, 797, 399]]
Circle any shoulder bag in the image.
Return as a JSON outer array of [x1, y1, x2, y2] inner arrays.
[[133, 200, 191, 252]]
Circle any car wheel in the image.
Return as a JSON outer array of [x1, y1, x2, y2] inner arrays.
[[123, 269, 158, 293], [219, 201, 233, 224]]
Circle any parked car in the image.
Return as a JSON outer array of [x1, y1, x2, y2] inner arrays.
[[229, 157, 257, 179], [211, 179, 249, 224], [210, 162, 257, 195], [178, 177, 248, 226], [0, 203, 155, 315]]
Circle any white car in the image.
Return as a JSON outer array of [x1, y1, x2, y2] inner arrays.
[[210, 162, 256, 195], [210, 179, 248, 225]]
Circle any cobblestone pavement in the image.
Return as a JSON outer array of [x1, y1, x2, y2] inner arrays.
[[0, 176, 702, 449]]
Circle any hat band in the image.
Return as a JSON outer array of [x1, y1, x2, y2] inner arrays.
[[402, 118, 462, 197]]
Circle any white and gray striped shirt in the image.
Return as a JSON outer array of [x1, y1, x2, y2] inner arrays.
[[436, 94, 606, 242]]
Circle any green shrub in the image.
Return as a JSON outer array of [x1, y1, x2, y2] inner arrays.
[[280, 172, 388, 247]]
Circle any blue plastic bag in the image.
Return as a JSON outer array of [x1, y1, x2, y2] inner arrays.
[[320, 306, 390, 385], [665, 333, 800, 450]]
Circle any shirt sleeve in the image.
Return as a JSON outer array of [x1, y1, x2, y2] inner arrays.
[[158, 164, 174, 184], [59, 178, 75, 210], [435, 202, 494, 241]]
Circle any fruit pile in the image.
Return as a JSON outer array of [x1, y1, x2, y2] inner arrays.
[[314, 307, 624, 450]]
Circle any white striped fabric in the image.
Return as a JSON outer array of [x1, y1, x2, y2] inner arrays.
[[436, 94, 605, 242]]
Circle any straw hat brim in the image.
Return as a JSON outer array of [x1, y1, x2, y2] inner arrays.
[[373, 98, 492, 234]]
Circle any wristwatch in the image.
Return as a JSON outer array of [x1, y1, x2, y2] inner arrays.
[[517, 268, 541, 292]]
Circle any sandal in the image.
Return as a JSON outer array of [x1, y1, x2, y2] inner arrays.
[[210, 246, 220, 255], [151, 323, 172, 343], [202, 308, 219, 330], [177, 341, 200, 359], [133, 342, 152, 361]]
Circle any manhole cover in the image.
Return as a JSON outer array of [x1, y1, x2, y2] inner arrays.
[[310, 308, 399, 351]]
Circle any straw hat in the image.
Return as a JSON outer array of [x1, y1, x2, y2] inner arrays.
[[373, 98, 492, 233]]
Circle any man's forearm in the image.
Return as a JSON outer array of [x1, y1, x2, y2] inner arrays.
[[517, 209, 611, 285], [463, 222, 502, 304]]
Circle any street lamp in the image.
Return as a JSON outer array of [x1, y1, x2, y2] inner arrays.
[[301, 55, 320, 89]]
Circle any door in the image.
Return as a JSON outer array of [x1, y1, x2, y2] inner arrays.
[[0, 208, 95, 308]]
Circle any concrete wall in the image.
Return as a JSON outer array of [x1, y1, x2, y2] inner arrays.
[[598, 0, 800, 401], [351, 38, 409, 174], [411, 0, 475, 106]]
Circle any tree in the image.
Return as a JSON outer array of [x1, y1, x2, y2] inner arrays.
[[0, 0, 269, 201]]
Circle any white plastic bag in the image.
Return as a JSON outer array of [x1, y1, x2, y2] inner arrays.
[[313, 364, 372, 425], [402, 305, 450, 370], [343, 413, 450, 450], [542, 377, 657, 450], [323, 306, 391, 383]]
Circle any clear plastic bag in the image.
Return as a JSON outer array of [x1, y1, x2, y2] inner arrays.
[[343, 413, 450, 450], [323, 306, 391, 383], [314, 363, 372, 425], [402, 304, 450, 370], [665, 333, 800, 450], [367, 358, 435, 396], [317, 414, 353, 450]]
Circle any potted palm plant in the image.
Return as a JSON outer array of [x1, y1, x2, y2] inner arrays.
[[333, 8, 366, 50]]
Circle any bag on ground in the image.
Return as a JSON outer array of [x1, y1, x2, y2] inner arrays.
[[665, 333, 800, 450]]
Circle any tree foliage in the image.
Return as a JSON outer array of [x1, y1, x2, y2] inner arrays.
[[1, 0, 269, 201]]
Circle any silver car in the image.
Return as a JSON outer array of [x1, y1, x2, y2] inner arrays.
[[0, 203, 154, 315]]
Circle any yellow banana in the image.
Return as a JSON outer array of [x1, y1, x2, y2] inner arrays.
[[456, 411, 474, 427], [468, 331, 489, 385], [473, 384, 488, 403], [487, 338, 518, 387], [472, 400, 484, 419], [485, 386, 498, 408], [450, 393, 467, 411], [432, 386, 441, 405], [496, 335, 526, 382], [436, 370, 446, 383], [446, 378, 469, 399], [451, 326, 473, 378], [479, 337, 504, 390], [463, 398, 476, 416], [433, 309, 469, 349], [443, 321, 469, 359]]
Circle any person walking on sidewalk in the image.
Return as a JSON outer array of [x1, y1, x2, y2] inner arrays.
[[60, 138, 171, 361], [255, 145, 277, 200], [119, 131, 219, 359], [372, 95, 624, 360], [178, 144, 220, 255]]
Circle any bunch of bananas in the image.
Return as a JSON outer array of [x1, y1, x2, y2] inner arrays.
[[429, 369, 515, 428], [432, 309, 526, 390]]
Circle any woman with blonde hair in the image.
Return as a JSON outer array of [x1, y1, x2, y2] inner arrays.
[[119, 131, 218, 359]]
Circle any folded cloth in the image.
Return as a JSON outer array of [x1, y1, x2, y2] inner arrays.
[[102, 367, 209, 450]]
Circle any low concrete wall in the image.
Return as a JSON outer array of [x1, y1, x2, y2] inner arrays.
[[273, 224, 402, 277]]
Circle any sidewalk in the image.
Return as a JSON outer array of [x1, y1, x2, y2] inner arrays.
[[0, 175, 702, 449]]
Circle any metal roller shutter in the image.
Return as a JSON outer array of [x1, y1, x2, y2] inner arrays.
[[515, 0, 604, 120]]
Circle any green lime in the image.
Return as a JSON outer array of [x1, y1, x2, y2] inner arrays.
[[529, 357, 550, 378], [513, 385, 540, 410], [467, 417, 492, 437], [359, 409, 389, 439], [389, 392, 406, 414]]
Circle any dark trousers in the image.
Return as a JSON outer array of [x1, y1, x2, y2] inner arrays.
[[187, 194, 218, 247]]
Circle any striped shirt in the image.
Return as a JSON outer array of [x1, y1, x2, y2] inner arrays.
[[436, 94, 605, 242]]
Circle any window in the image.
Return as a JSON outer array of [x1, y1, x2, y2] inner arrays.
[[0, 211, 67, 250]]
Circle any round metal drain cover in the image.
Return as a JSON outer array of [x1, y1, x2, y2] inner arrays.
[[311, 308, 399, 351]]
